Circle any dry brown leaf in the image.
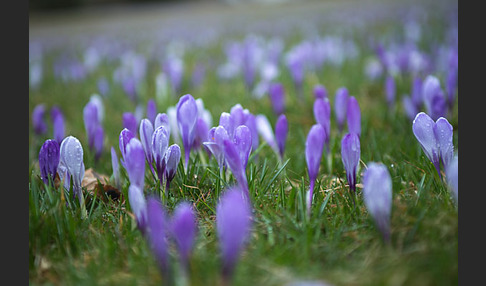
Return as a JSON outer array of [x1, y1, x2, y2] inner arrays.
[[82, 168, 123, 203]]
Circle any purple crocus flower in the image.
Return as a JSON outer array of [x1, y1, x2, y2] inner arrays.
[[412, 112, 454, 177], [146, 196, 170, 279], [334, 87, 349, 132], [313, 98, 331, 152], [268, 82, 285, 116], [176, 94, 198, 172], [59, 136, 86, 213], [385, 75, 396, 108], [313, 84, 327, 99], [411, 75, 423, 109], [275, 114, 288, 161], [154, 113, 171, 138], [305, 124, 325, 216], [152, 126, 170, 187], [146, 99, 157, 126], [219, 112, 234, 139], [124, 138, 146, 189], [93, 125, 104, 161], [255, 114, 279, 156], [244, 112, 260, 155], [129, 184, 148, 234], [165, 144, 181, 190], [83, 101, 100, 149], [38, 139, 60, 185], [50, 106, 65, 144], [346, 96, 361, 137], [32, 104, 47, 135], [216, 187, 252, 281], [362, 162, 392, 243], [139, 119, 155, 176], [422, 75, 447, 120], [119, 128, 135, 167], [170, 201, 197, 272], [233, 125, 252, 171], [123, 112, 138, 136], [111, 147, 120, 188], [446, 154, 458, 205], [203, 127, 227, 175], [402, 96, 419, 121], [222, 136, 250, 200], [192, 118, 210, 151], [341, 133, 360, 194]]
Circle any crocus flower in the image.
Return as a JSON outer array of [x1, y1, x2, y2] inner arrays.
[[313, 84, 327, 99], [385, 75, 396, 108], [165, 144, 181, 190], [176, 94, 198, 172], [346, 96, 361, 137], [170, 201, 197, 272], [222, 136, 250, 200], [59, 136, 86, 212], [203, 127, 227, 175], [275, 114, 288, 161], [119, 128, 135, 167], [111, 147, 120, 188], [152, 126, 170, 187], [50, 106, 65, 144], [255, 114, 279, 156], [402, 95, 418, 121], [313, 98, 331, 152], [146, 197, 171, 279], [146, 99, 157, 125], [446, 154, 458, 205], [243, 112, 260, 155], [83, 101, 100, 149], [129, 184, 148, 234], [411, 75, 423, 109], [93, 125, 104, 161], [123, 112, 138, 136], [216, 187, 252, 281], [341, 133, 360, 194], [233, 125, 252, 171], [89, 94, 104, 123], [362, 162, 392, 243], [139, 119, 155, 176], [154, 113, 171, 136], [268, 82, 285, 116], [305, 124, 325, 216], [334, 87, 349, 132], [422, 75, 447, 120], [124, 138, 146, 189], [412, 112, 454, 177], [38, 139, 60, 185], [32, 104, 47, 135]]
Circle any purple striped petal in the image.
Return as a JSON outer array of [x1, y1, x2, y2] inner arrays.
[[119, 128, 135, 164], [59, 136, 85, 199], [38, 139, 60, 185], [165, 144, 181, 189], [434, 117, 454, 170], [233, 125, 252, 170], [152, 126, 170, 183], [341, 133, 360, 193], [412, 112, 441, 176], [83, 101, 100, 149], [124, 138, 146, 189], [176, 94, 198, 170], [139, 118, 155, 167]]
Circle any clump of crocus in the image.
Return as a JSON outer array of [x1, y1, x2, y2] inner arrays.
[[341, 133, 361, 199], [38, 139, 60, 185], [176, 94, 198, 173], [313, 97, 331, 152], [362, 162, 393, 243], [170, 201, 197, 274], [346, 96, 361, 137], [305, 124, 325, 217], [446, 154, 458, 206], [275, 114, 288, 161], [146, 196, 171, 282], [412, 112, 454, 177], [334, 87, 349, 132], [59, 136, 86, 218], [165, 144, 181, 190], [216, 187, 253, 283]]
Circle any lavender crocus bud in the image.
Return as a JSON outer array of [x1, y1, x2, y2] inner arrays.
[[385, 75, 396, 108], [146, 197, 170, 278], [203, 127, 226, 173], [411, 76, 423, 108], [334, 87, 349, 132], [193, 118, 210, 151], [305, 124, 325, 216], [176, 94, 198, 172], [83, 101, 100, 149], [154, 113, 171, 139], [219, 112, 234, 139], [89, 94, 104, 123], [402, 96, 418, 121], [50, 106, 65, 144], [129, 184, 147, 234], [244, 112, 260, 155], [422, 75, 447, 120], [170, 201, 197, 271], [275, 114, 288, 160], [216, 187, 252, 281], [146, 99, 157, 125], [152, 126, 170, 185], [123, 112, 138, 136], [93, 125, 104, 161], [313, 84, 327, 99], [313, 98, 331, 151], [362, 162, 392, 243], [341, 133, 360, 193], [446, 154, 458, 205], [111, 147, 120, 188], [233, 125, 252, 170], [32, 104, 47, 135], [412, 112, 454, 177], [139, 119, 155, 175], [59, 136, 85, 204], [124, 138, 145, 189], [222, 138, 249, 200], [165, 144, 181, 190], [255, 114, 279, 156], [119, 128, 135, 167], [268, 83, 285, 116], [346, 96, 361, 137], [38, 139, 60, 185]]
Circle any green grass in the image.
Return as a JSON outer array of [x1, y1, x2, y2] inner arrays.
[[29, 3, 458, 285]]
